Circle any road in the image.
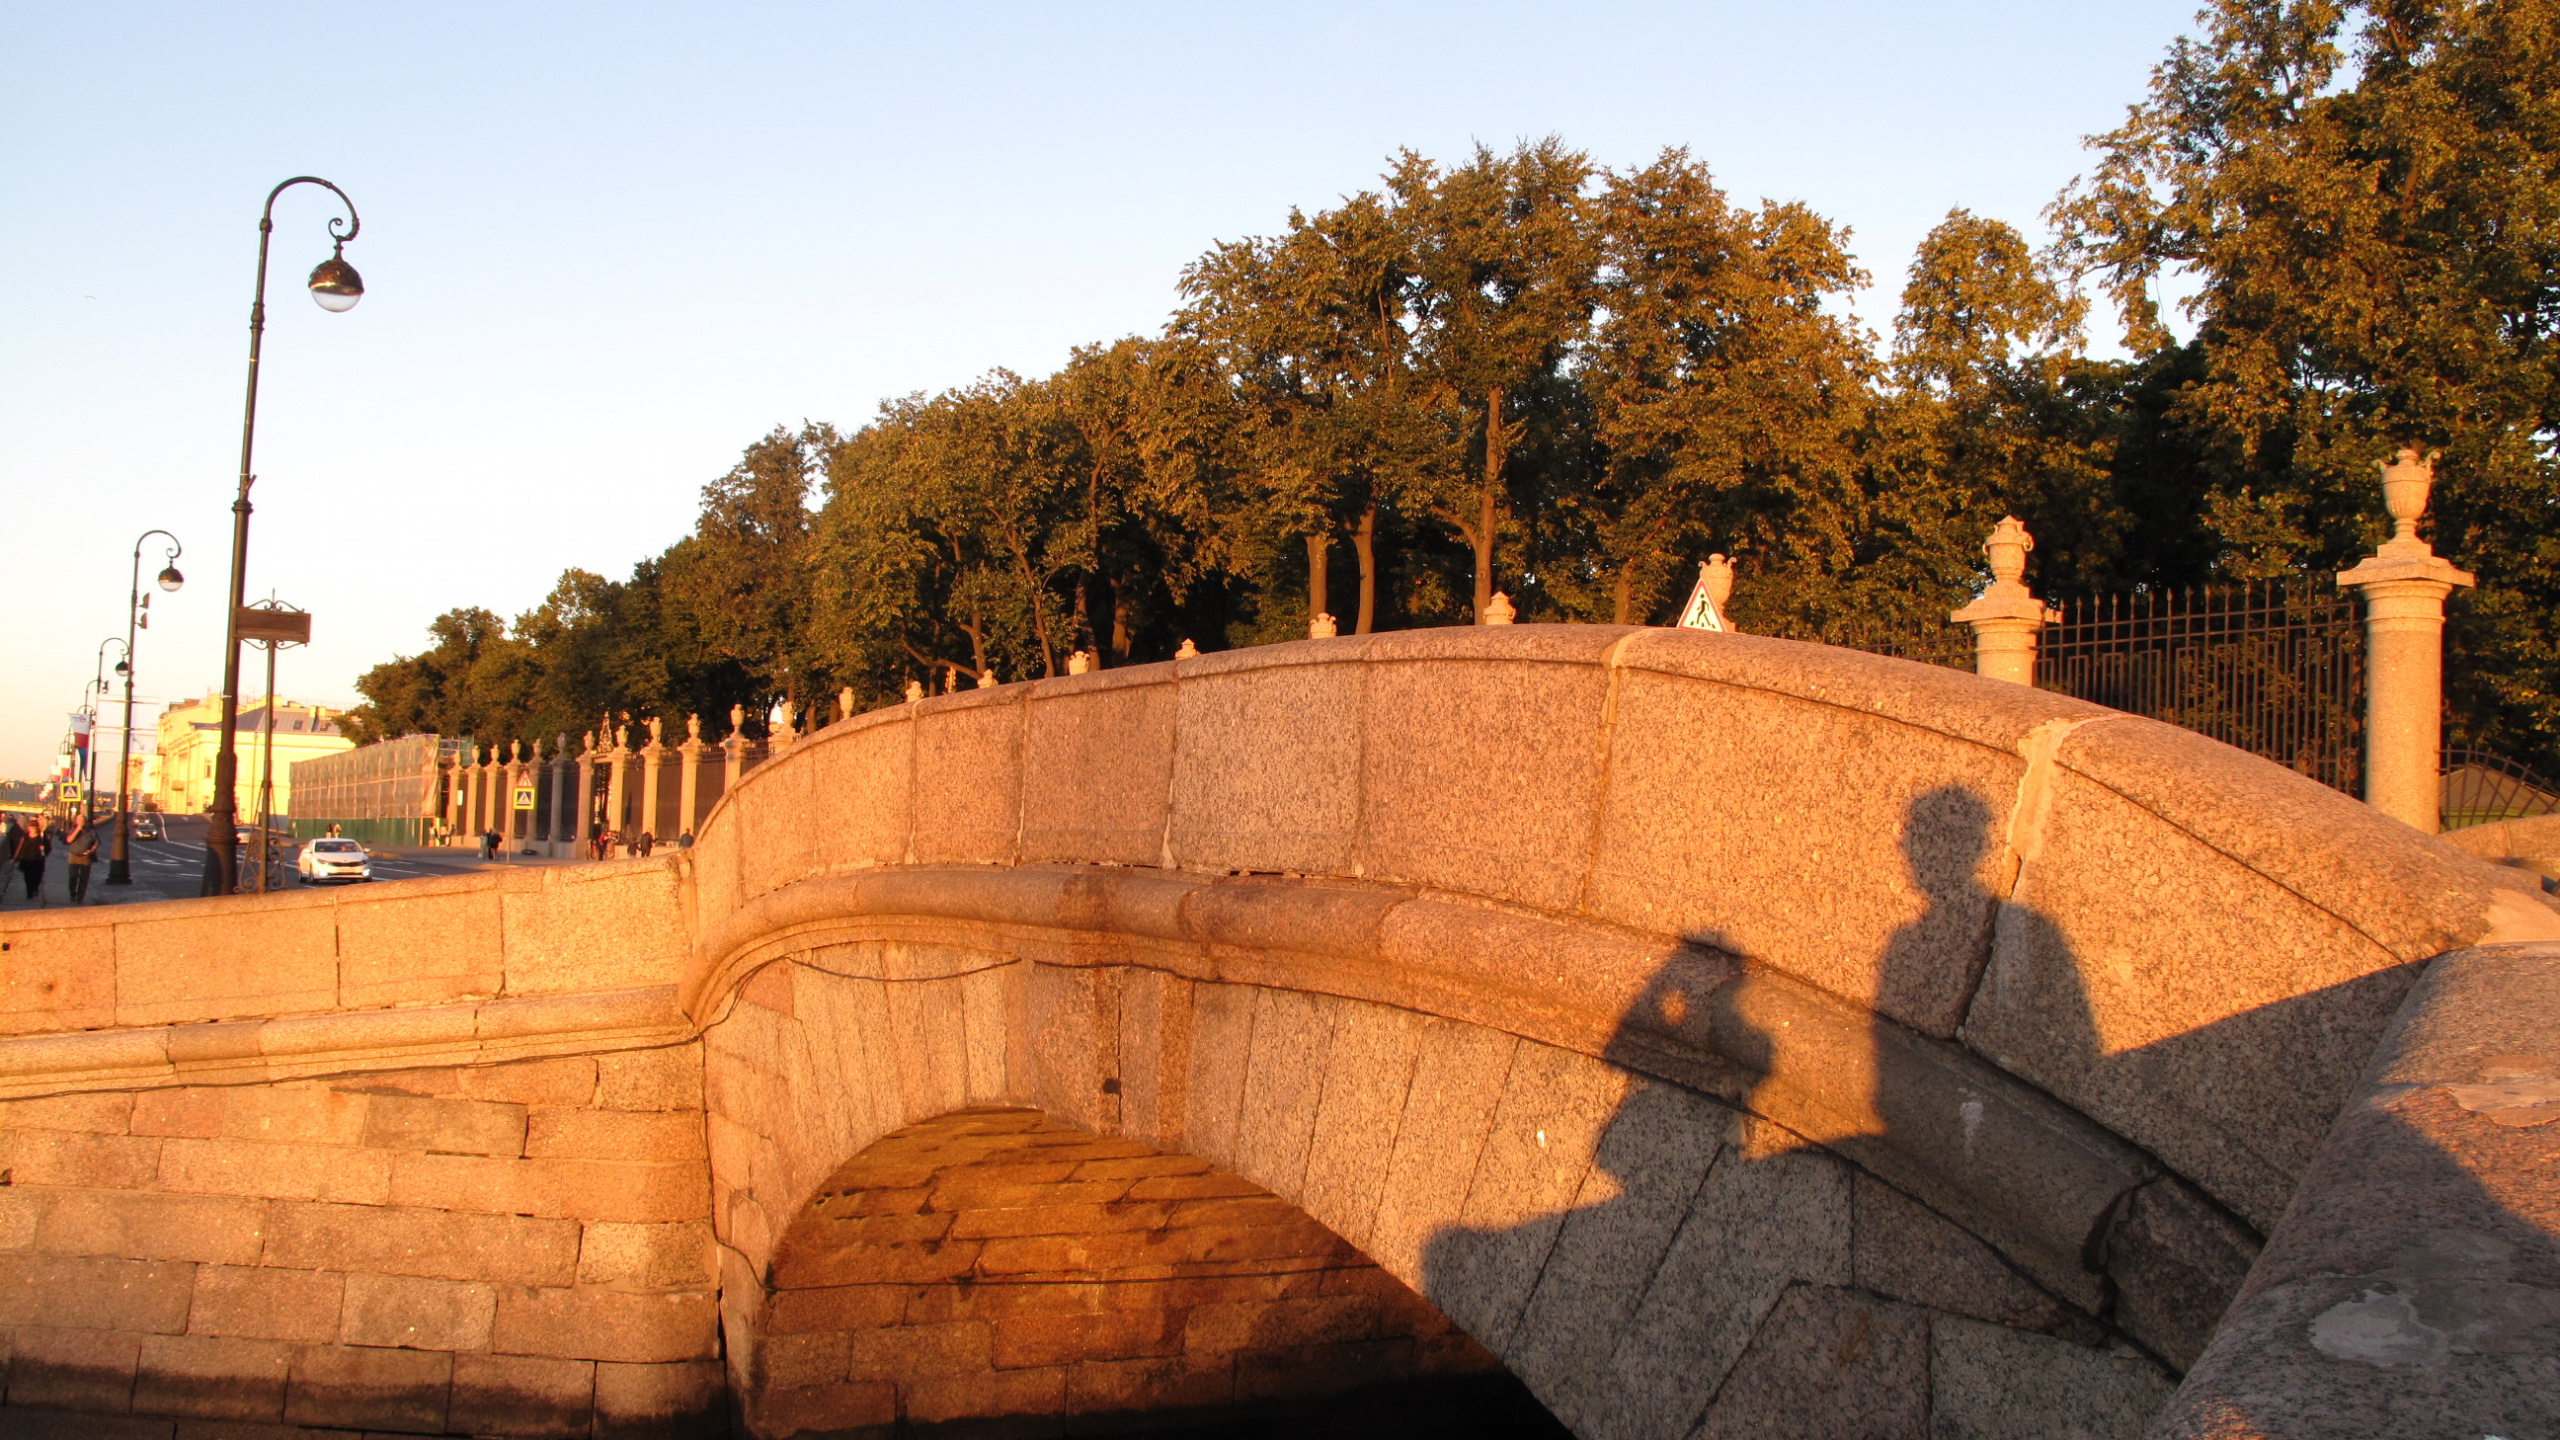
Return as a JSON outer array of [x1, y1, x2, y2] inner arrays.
[[0, 815, 578, 914]]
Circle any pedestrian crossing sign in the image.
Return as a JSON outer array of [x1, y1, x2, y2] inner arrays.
[[1674, 568, 1727, 632], [512, 785, 537, 811]]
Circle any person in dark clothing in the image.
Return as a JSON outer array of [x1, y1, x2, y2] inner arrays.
[[12, 819, 52, 902], [636, 831, 656, 858], [64, 816, 99, 904]]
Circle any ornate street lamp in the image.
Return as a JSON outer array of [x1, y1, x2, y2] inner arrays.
[[203, 178, 364, 896], [106, 529, 181, 886]]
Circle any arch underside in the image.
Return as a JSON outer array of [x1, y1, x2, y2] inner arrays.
[[706, 928, 2189, 1440], [753, 1105, 1566, 1437]]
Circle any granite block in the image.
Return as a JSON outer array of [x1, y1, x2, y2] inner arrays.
[[908, 692, 1026, 866], [1351, 651, 1608, 912], [1966, 765, 2418, 1229], [802, 718, 916, 873], [1927, 1315, 2174, 1440], [1427, 1041, 1630, 1351], [1231, 988, 1337, 1203], [1166, 655, 1367, 874], [114, 908, 337, 1027], [1508, 1080, 1728, 1434], [1367, 1019, 1518, 1286], [1020, 680, 1178, 865], [1583, 1127, 1851, 1440], [1297, 1001, 1424, 1250], [1584, 669, 2017, 1037], [334, 888, 504, 1009], [132, 1335, 293, 1422], [1688, 1284, 1929, 1440]]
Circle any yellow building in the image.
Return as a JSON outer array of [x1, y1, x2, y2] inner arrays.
[[153, 696, 355, 819]]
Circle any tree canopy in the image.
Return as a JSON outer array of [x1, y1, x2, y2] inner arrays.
[[348, 0, 2560, 773]]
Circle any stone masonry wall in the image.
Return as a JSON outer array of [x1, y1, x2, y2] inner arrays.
[[0, 1044, 718, 1437], [0, 858, 714, 1437], [753, 1107, 1510, 1436], [702, 951, 2186, 1440]]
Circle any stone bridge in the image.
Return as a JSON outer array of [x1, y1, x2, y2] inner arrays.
[[2, 627, 2553, 1439]]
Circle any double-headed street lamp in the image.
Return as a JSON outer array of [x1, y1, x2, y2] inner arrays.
[[202, 178, 364, 896], [106, 530, 182, 886]]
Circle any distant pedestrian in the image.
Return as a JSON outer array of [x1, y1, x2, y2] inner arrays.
[[637, 831, 656, 858], [676, 831, 693, 850], [478, 827, 498, 861], [12, 819, 52, 903], [64, 816, 99, 904]]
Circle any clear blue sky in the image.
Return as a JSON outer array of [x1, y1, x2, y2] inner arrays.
[[0, 1, 2200, 781]]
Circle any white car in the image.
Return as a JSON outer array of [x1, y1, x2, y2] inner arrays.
[[296, 838, 372, 884]]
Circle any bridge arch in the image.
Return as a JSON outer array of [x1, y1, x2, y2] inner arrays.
[[745, 1104, 1557, 1436], [683, 624, 2554, 1440]]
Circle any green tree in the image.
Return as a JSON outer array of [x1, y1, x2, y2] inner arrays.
[[1396, 139, 1602, 621], [1572, 150, 1881, 626], [2053, 0, 2560, 762], [657, 425, 827, 716]]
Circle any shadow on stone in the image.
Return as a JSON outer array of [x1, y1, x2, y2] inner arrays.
[[1418, 784, 2191, 1439]]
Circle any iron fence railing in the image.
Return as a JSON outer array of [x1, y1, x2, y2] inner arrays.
[[2439, 748, 2560, 831], [1820, 578, 2369, 795], [2034, 580, 2366, 794]]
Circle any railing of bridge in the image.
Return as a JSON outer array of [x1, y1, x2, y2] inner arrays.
[[2035, 579, 2367, 795], [2439, 747, 2560, 831], [1821, 578, 2369, 796]]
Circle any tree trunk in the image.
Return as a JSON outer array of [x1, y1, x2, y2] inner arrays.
[[1353, 505, 1378, 635], [1613, 566, 1634, 626], [1306, 532, 1330, 626], [1475, 387, 1506, 622], [1111, 584, 1134, 663]]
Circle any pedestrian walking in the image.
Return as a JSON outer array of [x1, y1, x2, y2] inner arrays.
[[64, 815, 100, 904], [12, 818, 52, 903], [637, 831, 656, 858]]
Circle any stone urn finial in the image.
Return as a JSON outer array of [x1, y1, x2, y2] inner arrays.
[[976, 668, 997, 689], [686, 713, 701, 742], [647, 715, 663, 747], [1308, 614, 1338, 639], [510, 739, 523, 763], [1175, 639, 1199, 659], [1483, 593, 1516, 626], [728, 703, 745, 734], [2381, 447, 2438, 542], [1067, 650, 1093, 675], [582, 730, 595, 757], [556, 732, 569, 759], [905, 680, 925, 703], [1703, 555, 1734, 611], [837, 687, 854, 721], [1984, 516, 2035, 587]]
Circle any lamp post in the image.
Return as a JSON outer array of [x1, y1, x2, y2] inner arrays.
[[203, 178, 364, 897], [86, 638, 128, 818], [106, 532, 181, 885]]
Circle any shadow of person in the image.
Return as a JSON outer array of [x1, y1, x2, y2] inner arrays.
[[1420, 784, 2182, 1440]]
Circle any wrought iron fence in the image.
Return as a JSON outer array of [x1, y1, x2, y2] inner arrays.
[[2034, 580, 2366, 794], [2439, 748, 2560, 831]]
